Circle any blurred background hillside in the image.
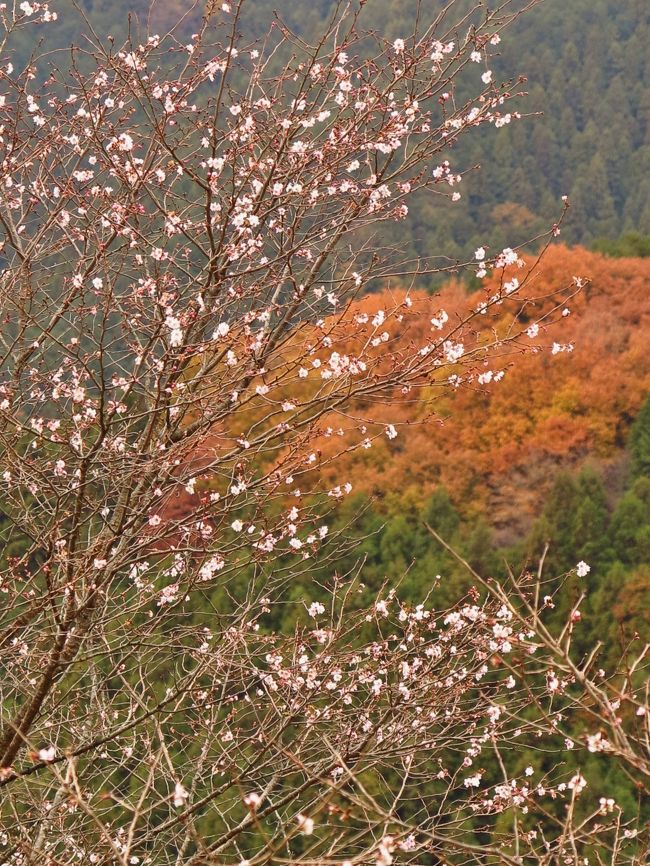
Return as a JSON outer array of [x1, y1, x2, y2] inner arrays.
[[17, 0, 648, 630], [15, 0, 650, 274], [12, 0, 648, 585], [3, 0, 648, 841]]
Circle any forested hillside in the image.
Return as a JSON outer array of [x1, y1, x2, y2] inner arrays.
[[23, 1, 646, 570], [312, 246, 650, 530], [156, 243, 650, 656], [1, 2, 648, 859], [187, 243, 650, 830], [16, 0, 650, 284]]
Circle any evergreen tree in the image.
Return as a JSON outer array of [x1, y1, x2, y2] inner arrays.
[[423, 487, 461, 540], [463, 518, 498, 575], [10, 0, 650, 259], [586, 560, 628, 659], [608, 491, 649, 567], [571, 466, 612, 568], [528, 472, 579, 575], [628, 396, 650, 478], [630, 476, 650, 507], [570, 154, 618, 241]]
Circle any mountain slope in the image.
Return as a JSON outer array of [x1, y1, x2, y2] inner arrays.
[[11, 0, 650, 279]]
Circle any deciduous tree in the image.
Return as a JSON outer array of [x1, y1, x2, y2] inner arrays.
[[0, 3, 646, 865]]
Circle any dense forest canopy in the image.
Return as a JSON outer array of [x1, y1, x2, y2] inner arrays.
[[0, 1, 648, 862], [13, 0, 650, 284]]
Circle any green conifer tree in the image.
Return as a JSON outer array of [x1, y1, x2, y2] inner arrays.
[[629, 396, 650, 478], [571, 466, 612, 568]]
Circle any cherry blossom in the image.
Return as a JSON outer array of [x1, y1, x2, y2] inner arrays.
[[0, 4, 641, 866]]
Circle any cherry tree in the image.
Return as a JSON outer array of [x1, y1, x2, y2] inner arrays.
[[0, 1, 646, 864]]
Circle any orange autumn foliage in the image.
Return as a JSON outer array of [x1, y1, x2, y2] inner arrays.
[[166, 245, 650, 545], [308, 245, 650, 537]]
